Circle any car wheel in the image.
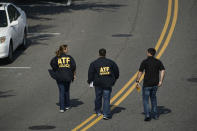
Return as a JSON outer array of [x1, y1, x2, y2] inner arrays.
[[22, 30, 27, 49], [7, 43, 13, 63]]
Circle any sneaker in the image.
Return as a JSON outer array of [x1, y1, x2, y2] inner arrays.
[[97, 112, 102, 116], [103, 116, 110, 120], [66, 0, 72, 6], [60, 110, 64, 113], [65, 107, 71, 110]]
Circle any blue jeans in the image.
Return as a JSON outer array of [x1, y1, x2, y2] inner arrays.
[[95, 87, 112, 117], [142, 86, 158, 118], [57, 82, 71, 110]]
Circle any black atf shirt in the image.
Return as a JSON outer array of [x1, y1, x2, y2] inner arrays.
[[50, 53, 76, 82], [88, 57, 119, 88], [139, 56, 165, 87]]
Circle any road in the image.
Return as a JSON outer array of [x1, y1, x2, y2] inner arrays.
[[0, 0, 196, 131]]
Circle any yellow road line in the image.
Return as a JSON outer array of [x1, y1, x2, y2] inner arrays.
[[80, 0, 178, 130], [71, 115, 96, 131], [71, 0, 173, 130], [157, 0, 178, 59], [113, 0, 178, 122], [155, 0, 172, 51], [81, 116, 103, 131], [71, 73, 137, 131], [81, 74, 145, 131], [110, 72, 138, 103]]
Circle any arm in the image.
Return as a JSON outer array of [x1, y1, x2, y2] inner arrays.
[[158, 61, 165, 87], [87, 63, 95, 84], [135, 71, 143, 89], [136, 71, 143, 83], [113, 62, 119, 80], [136, 60, 145, 88], [70, 56, 76, 73], [73, 70, 76, 80], [50, 57, 58, 71], [158, 70, 165, 87], [70, 56, 76, 80], [136, 60, 145, 83]]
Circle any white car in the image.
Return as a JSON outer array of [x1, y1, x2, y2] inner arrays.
[[0, 3, 28, 63]]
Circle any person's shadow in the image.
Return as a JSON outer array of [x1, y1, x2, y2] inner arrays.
[[157, 106, 172, 116], [56, 98, 84, 108], [111, 105, 126, 118], [141, 106, 172, 116]]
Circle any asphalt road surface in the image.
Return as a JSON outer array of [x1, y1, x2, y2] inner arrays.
[[0, 0, 197, 131]]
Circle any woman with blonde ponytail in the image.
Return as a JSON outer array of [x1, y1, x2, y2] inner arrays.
[[50, 44, 76, 113]]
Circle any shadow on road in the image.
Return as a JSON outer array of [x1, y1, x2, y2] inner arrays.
[[158, 106, 172, 115], [187, 77, 197, 83], [0, 0, 125, 63], [111, 105, 126, 118], [29, 125, 56, 130], [112, 34, 133, 37], [141, 106, 172, 116], [70, 2, 125, 12], [0, 90, 15, 98], [27, 24, 57, 46], [56, 98, 84, 107], [0, 45, 29, 65], [13, 0, 124, 46], [6, 0, 125, 20], [19, 0, 125, 51]]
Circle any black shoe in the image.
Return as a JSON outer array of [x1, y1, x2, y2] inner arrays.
[[144, 117, 151, 121], [103, 116, 110, 120]]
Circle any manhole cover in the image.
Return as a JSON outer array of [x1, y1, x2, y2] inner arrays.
[[187, 78, 197, 83], [29, 125, 56, 130]]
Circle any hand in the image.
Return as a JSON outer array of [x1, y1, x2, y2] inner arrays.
[[136, 83, 141, 92], [158, 81, 162, 87], [136, 83, 140, 89], [74, 75, 76, 80]]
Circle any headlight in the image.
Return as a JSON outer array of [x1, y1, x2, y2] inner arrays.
[[0, 36, 6, 44]]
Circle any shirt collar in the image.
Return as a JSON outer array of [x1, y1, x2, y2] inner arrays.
[[147, 56, 154, 59], [98, 56, 106, 59]]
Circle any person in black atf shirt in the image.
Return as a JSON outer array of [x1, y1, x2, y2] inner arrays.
[[136, 48, 165, 121], [88, 48, 119, 120], [50, 45, 76, 113]]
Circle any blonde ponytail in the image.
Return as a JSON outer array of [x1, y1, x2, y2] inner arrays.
[[55, 45, 68, 57]]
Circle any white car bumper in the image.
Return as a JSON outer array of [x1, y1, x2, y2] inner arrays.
[[0, 40, 9, 58]]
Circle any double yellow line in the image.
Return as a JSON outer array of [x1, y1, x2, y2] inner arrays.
[[72, 0, 178, 130]]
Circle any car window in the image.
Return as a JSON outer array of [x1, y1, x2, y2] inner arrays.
[[8, 5, 20, 23], [0, 10, 8, 27]]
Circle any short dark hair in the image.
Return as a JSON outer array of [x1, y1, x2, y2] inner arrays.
[[147, 48, 156, 56], [99, 48, 106, 57]]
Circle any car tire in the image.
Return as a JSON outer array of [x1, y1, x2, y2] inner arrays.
[[7, 42, 13, 63], [22, 29, 27, 49]]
